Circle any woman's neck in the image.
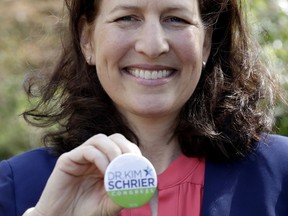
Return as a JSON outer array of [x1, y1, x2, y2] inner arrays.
[[124, 113, 182, 174], [139, 139, 181, 174]]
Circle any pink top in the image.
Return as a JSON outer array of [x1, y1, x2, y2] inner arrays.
[[119, 154, 205, 216]]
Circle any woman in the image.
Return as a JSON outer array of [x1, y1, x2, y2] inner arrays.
[[0, 0, 287, 215]]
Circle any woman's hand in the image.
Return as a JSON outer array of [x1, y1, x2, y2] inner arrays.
[[31, 133, 141, 216]]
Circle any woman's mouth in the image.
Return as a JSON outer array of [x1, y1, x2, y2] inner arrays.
[[125, 68, 175, 80]]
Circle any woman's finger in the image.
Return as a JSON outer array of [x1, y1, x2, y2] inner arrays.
[[109, 133, 142, 155], [56, 133, 141, 177], [83, 134, 123, 162], [58, 145, 110, 175]]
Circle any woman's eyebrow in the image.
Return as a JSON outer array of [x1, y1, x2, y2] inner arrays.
[[109, 3, 195, 14], [109, 5, 140, 14]]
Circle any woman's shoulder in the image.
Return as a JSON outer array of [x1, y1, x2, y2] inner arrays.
[[0, 147, 58, 191], [205, 134, 288, 190], [252, 134, 288, 166], [229, 134, 288, 176], [259, 134, 288, 149], [203, 134, 288, 216], [0, 148, 58, 215], [0, 147, 58, 187], [1, 147, 58, 171]]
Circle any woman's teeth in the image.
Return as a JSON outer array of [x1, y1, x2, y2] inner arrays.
[[128, 69, 173, 80]]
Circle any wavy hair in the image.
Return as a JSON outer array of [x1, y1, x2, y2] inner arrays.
[[23, 0, 279, 161]]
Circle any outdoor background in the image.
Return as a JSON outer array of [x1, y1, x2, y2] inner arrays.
[[0, 0, 287, 160]]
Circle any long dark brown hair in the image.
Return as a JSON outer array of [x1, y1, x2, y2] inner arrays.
[[23, 0, 279, 161]]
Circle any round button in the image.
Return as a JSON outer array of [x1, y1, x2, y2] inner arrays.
[[104, 153, 157, 208]]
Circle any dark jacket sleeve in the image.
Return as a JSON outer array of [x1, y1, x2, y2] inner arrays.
[[0, 148, 57, 216], [0, 160, 17, 215]]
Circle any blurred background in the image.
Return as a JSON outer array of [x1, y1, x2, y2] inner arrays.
[[0, 0, 287, 160]]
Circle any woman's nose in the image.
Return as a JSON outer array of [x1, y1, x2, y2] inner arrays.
[[135, 21, 169, 58]]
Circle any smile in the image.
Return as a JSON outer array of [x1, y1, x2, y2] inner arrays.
[[127, 69, 174, 80]]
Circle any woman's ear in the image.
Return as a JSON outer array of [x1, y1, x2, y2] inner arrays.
[[202, 27, 213, 63], [80, 17, 95, 65]]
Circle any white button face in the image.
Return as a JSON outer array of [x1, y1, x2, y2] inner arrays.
[[104, 153, 157, 208]]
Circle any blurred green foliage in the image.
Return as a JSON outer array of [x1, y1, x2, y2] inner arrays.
[[249, 0, 288, 135], [0, 0, 287, 160], [0, 0, 62, 159]]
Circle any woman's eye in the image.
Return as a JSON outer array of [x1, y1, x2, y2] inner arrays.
[[115, 16, 138, 22], [166, 17, 188, 24]]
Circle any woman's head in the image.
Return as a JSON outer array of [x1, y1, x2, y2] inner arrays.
[[24, 0, 278, 161], [79, 0, 212, 120]]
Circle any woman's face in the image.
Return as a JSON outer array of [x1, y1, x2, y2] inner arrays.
[[83, 0, 211, 120]]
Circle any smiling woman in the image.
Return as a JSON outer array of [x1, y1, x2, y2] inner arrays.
[[0, 0, 288, 215]]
